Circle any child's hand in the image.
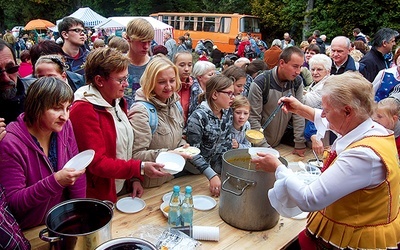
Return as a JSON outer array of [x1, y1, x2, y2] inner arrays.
[[232, 139, 239, 149]]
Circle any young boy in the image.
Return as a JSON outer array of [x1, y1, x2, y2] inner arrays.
[[231, 95, 251, 149]]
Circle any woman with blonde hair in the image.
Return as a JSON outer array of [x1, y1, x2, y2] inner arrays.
[[34, 54, 68, 80], [70, 47, 168, 202], [129, 55, 189, 187]]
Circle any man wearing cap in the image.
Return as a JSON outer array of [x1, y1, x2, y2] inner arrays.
[[0, 39, 30, 124], [163, 31, 177, 61]]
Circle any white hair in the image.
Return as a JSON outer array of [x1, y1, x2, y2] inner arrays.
[[271, 39, 281, 47], [309, 54, 332, 71], [192, 61, 216, 78], [234, 57, 250, 67]]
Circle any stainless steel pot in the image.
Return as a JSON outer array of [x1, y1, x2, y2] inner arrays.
[[219, 149, 286, 231], [95, 237, 157, 250], [39, 198, 114, 250]]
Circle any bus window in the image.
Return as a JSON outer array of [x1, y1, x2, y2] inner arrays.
[[175, 16, 181, 30], [162, 16, 169, 26], [218, 17, 231, 33], [196, 17, 203, 31], [184, 16, 194, 30], [240, 17, 261, 33], [204, 17, 216, 32]]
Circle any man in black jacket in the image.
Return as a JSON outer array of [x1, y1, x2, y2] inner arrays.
[[359, 28, 399, 82], [210, 45, 223, 68]]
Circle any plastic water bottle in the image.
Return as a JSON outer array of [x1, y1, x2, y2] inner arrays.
[[181, 186, 194, 226], [168, 185, 181, 227]]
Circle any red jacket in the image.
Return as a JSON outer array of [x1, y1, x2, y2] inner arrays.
[[70, 100, 142, 203], [237, 40, 250, 58]]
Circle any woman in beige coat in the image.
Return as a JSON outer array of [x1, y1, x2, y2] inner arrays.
[[129, 55, 190, 187]]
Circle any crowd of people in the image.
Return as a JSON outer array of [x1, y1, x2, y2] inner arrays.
[[0, 16, 400, 249]]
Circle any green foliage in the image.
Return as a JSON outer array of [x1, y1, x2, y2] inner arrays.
[[309, 0, 400, 42], [1, 0, 400, 49]]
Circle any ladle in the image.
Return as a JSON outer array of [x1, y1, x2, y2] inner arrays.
[[245, 92, 292, 144], [312, 150, 321, 166]]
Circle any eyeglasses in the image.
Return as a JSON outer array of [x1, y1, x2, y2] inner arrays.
[[67, 28, 86, 35], [109, 75, 130, 84], [0, 65, 20, 75], [218, 91, 235, 98]]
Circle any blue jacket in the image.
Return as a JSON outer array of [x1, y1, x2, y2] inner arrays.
[[64, 47, 89, 76]]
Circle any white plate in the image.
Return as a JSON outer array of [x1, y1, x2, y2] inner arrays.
[[162, 162, 184, 174], [193, 195, 217, 211], [160, 201, 169, 218], [156, 152, 185, 174], [291, 212, 309, 220], [174, 146, 201, 156], [63, 149, 95, 171], [162, 192, 185, 203], [116, 197, 146, 214], [248, 147, 279, 159]]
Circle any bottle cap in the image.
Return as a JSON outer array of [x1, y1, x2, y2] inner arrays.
[[192, 226, 219, 241], [185, 186, 192, 194], [173, 185, 180, 192]]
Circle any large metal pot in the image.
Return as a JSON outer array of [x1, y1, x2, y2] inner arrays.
[[39, 198, 114, 250], [219, 149, 285, 231], [95, 237, 157, 250]]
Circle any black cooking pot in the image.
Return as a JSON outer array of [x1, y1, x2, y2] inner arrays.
[[39, 198, 114, 250], [95, 237, 157, 250]]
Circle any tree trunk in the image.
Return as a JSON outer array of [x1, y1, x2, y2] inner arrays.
[[303, 0, 314, 41]]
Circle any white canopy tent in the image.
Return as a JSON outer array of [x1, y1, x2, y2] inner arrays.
[[56, 7, 107, 29], [94, 16, 174, 45]]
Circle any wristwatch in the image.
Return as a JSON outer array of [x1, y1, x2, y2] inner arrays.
[[140, 161, 145, 176]]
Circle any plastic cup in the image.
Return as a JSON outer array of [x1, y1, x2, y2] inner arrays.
[[192, 226, 219, 241]]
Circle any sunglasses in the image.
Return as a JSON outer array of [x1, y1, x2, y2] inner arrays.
[[0, 65, 20, 75]]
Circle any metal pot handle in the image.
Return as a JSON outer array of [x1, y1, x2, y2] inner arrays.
[[103, 200, 115, 210], [221, 171, 256, 196], [39, 228, 61, 243]]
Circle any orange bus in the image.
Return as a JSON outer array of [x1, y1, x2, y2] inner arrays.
[[150, 12, 261, 53]]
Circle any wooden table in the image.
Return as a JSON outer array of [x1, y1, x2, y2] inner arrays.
[[24, 144, 315, 250]]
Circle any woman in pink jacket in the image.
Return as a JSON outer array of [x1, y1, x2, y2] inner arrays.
[[0, 77, 86, 229]]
